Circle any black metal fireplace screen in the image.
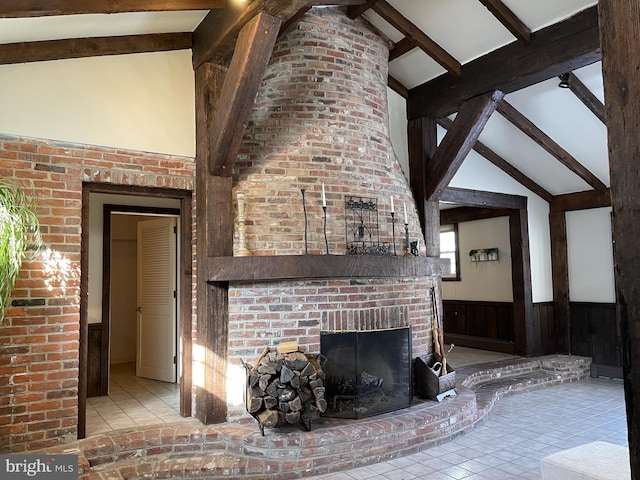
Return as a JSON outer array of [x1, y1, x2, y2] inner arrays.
[[320, 326, 412, 419]]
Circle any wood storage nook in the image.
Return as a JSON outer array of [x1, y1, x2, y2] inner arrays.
[[245, 346, 327, 434]]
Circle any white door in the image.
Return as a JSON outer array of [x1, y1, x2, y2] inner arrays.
[[136, 217, 177, 383]]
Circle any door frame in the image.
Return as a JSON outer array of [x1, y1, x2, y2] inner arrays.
[[104, 207, 180, 389], [79, 183, 193, 439], [439, 187, 534, 357]]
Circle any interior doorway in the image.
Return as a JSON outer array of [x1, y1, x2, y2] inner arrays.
[[79, 184, 193, 439]]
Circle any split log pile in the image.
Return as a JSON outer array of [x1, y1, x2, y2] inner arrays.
[[246, 343, 327, 433]]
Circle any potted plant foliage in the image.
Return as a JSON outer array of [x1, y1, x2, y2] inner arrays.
[[0, 179, 41, 323]]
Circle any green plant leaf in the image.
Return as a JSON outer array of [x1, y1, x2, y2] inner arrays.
[[0, 179, 42, 323]]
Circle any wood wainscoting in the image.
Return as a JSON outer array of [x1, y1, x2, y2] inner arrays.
[[443, 300, 515, 354], [87, 323, 105, 397], [570, 302, 621, 378]]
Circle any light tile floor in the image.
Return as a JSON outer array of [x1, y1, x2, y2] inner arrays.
[[86, 362, 189, 435], [307, 373, 627, 479]]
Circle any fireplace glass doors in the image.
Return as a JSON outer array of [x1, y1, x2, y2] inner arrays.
[[320, 326, 412, 419]]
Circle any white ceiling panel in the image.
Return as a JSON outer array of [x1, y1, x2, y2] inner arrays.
[[502, 0, 597, 32], [388, 0, 516, 64], [505, 76, 609, 188], [0, 11, 207, 44], [472, 113, 594, 196]]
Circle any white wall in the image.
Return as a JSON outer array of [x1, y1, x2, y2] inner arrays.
[[442, 216, 513, 302], [566, 207, 615, 302], [0, 51, 195, 157]]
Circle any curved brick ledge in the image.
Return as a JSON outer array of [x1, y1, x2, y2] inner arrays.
[[43, 355, 589, 479]]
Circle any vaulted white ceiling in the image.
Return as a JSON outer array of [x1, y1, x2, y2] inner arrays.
[[0, 0, 605, 199]]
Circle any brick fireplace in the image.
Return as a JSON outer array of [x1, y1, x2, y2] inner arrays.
[[222, 7, 440, 423]]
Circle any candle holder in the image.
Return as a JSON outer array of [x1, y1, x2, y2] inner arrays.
[[391, 211, 396, 256], [301, 189, 308, 255], [235, 192, 251, 257], [404, 222, 411, 256], [323, 205, 330, 255]]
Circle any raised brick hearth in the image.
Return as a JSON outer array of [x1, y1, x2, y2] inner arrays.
[[55, 355, 589, 479]]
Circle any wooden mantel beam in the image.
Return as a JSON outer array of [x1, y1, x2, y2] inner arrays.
[[192, 0, 309, 68], [0, 0, 225, 17], [207, 11, 281, 176], [426, 91, 504, 200], [409, 6, 600, 119]]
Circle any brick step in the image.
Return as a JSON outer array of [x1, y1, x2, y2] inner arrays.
[[38, 354, 590, 479]]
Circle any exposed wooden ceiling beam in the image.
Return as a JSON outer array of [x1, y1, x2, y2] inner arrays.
[[550, 189, 611, 213], [441, 187, 527, 210], [389, 37, 417, 62], [193, 0, 309, 68], [409, 6, 600, 119], [478, 0, 531, 44], [437, 117, 554, 203], [346, 0, 380, 19], [388, 75, 408, 98], [0, 0, 225, 17], [0, 33, 191, 65], [496, 100, 608, 193], [567, 72, 606, 124], [426, 90, 504, 200], [441, 206, 514, 224], [372, 1, 461, 77], [208, 12, 281, 176]]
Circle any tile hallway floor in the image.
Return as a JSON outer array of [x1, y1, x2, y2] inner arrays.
[[86, 362, 191, 435], [306, 376, 627, 480]]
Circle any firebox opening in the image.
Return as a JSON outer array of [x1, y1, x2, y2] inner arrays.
[[320, 326, 412, 419]]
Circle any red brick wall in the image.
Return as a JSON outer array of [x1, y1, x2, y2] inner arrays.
[[0, 136, 195, 452], [235, 7, 416, 256], [226, 277, 436, 421]]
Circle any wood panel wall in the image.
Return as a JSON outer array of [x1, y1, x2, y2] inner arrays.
[[87, 323, 103, 398], [570, 302, 621, 377], [443, 300, 515, 353]]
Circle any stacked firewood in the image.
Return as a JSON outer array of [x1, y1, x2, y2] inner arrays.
[[246, 343, 327, 433]]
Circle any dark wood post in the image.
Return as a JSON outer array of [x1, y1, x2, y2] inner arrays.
[[549, 211, 570, 353], [598, 0, 640, 474], [194, 63, 232, 423]]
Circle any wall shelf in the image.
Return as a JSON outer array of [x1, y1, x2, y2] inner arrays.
[[206, 255, 447, 283], [469, 248, 499, 262]]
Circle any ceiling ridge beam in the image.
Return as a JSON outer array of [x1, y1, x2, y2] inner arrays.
[[208, 12, 281, 176], [371, 0, 461, 77], [0, 0, 225, 17], [426, 90, 504, 200], [496, 100, 608, 193], [567, 72, 605, 124], [409, 6, 600, 119], [437, 117, 553, 203], [478, 0, 531, 44], [0, 33, 192, 65]]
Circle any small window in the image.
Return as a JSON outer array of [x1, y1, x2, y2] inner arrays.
[[440, 224, 460, 281]]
